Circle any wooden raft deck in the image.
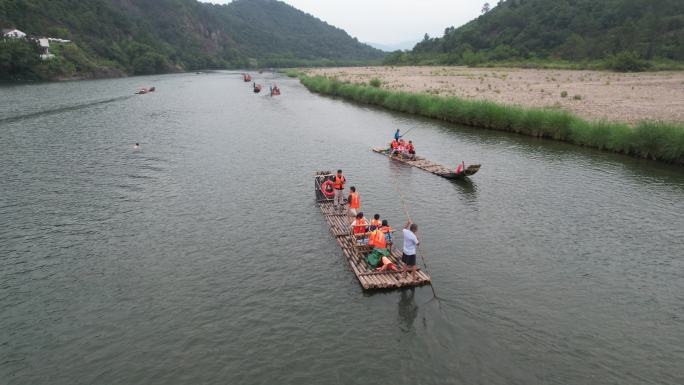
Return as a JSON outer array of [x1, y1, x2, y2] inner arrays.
[[372, 147, 480, 179], [317, 201, 431, 290]]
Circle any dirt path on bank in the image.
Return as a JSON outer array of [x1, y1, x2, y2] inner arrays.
[[307, 66, 684, 124]]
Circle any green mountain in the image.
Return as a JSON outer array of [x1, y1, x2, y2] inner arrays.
[[0, 0, 383, 80], [386, 0, 684, 70]]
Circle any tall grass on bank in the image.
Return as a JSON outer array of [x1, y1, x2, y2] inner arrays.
[[299, 75, 684, 164]]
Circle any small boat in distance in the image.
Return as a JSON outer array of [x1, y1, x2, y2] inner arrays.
[[243, 73, 252, 82], [135, 86, 155, 95], [372, 147, 481, 180], [253, 83, 262, 93], [270, 84, 281, 96]]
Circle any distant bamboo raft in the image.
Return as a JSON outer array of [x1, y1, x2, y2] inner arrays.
[[314, 171, 431, 290], [372, 147, 481, 180]]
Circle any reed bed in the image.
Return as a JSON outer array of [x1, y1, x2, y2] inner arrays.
[[298, 75, 684, 164]]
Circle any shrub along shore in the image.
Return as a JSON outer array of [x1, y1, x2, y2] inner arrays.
[[291, 73, 684, 164]]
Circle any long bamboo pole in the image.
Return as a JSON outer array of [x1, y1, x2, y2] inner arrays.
[[391, 176, 438, 299]]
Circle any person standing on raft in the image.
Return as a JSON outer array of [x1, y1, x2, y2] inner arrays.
[[333, 169, 346, 213], [394, 129, 402, 141], [347, 186, 360, 217], [402, 220, 420, 281]]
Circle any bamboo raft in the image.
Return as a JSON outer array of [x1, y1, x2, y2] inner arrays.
[[372, 147, 481, 180], [314, 171, 431, 290]]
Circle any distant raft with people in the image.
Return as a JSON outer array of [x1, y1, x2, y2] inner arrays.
[[314, 171, 432, 290], [372, 147, 481, 180], [135, 86, 155, 95]]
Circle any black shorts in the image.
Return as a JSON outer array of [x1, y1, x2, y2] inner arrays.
[[402, 253, 416, 266]]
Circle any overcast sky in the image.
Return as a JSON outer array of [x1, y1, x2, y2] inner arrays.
[[199, 0, 485, 44]]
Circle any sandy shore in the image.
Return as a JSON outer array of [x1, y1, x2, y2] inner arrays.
[[307, 66, 684, 124]]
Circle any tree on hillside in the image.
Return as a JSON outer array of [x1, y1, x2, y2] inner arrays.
[[482, 2, 491, 14]]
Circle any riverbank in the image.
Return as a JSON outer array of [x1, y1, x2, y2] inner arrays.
[[289, 70, 684, 164], [307, 66, 684, 124]]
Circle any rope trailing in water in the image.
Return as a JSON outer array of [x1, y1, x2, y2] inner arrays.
[[391, 175, 439, 300]]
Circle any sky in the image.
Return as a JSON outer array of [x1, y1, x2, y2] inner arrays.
[[199, 0, 485, 45]]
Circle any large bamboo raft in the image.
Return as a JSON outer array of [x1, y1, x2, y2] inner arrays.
[[314, 171, 431, 290], [372, 147, 481, 180]]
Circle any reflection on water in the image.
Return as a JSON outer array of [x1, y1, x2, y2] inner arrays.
[[398, 287, 419, 333], [449, 178, 478, 203]]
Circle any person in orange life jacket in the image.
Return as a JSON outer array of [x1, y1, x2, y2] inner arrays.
[[370, 219, 399, 272], [369, 214, 381, 231], [347, 186, 361, 217], [350, 212, 369, 244], [396, 140, 406, 157], [332, 169, 346, 212], [389, 139, 399, 155], [367, 226, 387, 249], [406, 141, 416, 160], [370, 218, 395, 247], [380, 219, 393, 244]]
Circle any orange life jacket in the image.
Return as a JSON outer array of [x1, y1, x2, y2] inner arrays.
[[353, 218, 368, 234], [369, 229, 387, 249], [407, 143, 414, 152], [380, 226, 393, 233], [370, 219, 381, 228], [391, 140, 398, 149], [349, 192, 360, 209], [333, 175, 345, 189]]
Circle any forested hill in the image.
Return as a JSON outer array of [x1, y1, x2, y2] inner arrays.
[[0, 0, 383, 80], [386, 0, 684, 70]]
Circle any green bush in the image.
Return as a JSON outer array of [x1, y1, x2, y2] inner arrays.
[[298, 75, 684, 164], [462, 50, 487, 67], [284, 69, 303, 78], [369, 78, 382, 88], [607, 52, 652, 72], [0, 39, 43, 80]]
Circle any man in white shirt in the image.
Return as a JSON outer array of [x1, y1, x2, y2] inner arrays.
[[402, 220, 419, 280]]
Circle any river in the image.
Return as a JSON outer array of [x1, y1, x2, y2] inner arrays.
[[1, 72, 683, 385]]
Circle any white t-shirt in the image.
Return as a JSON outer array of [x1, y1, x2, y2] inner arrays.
[[402, 228, 419, 255]]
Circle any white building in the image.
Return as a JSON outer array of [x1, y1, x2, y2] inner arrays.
[[2, 28, 26, 38], [2, 28, 67, 59], [37, 38, 55, 60]]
